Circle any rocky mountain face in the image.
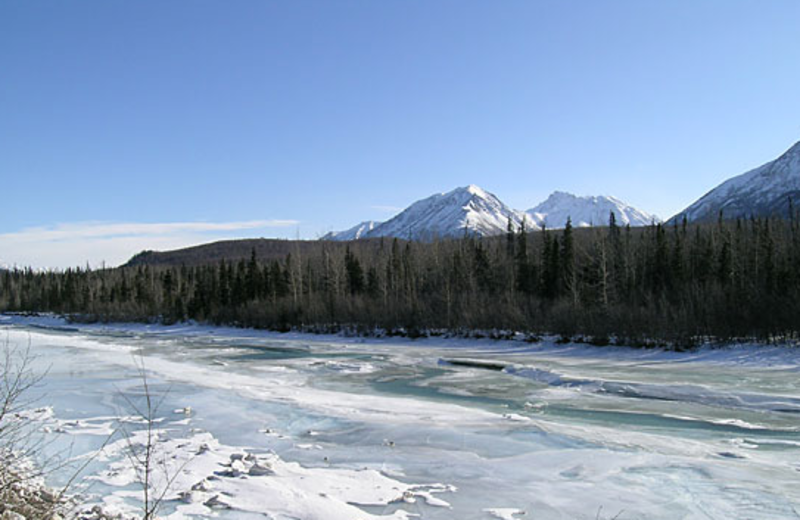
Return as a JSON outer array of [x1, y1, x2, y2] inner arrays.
[[670, 141, 800, 224]]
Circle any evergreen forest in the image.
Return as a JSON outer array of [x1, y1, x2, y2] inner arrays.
[[3, 214, 800, 346]]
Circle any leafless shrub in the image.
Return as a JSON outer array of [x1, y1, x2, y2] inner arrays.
[[118, 357, 190, 520], [0, 334, 113, 519]]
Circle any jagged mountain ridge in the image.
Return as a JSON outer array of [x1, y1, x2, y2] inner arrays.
[[527, 191, 657, 229], [324, 185, 655, 241], [669, 141, 800, 224]]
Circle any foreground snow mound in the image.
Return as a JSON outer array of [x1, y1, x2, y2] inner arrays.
[[91, 428, 454, 520]]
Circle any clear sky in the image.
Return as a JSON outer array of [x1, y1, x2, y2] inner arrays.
[[2, 0, 800, 268]]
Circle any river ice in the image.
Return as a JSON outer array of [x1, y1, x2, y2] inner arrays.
[[2, 315, 799, 519]]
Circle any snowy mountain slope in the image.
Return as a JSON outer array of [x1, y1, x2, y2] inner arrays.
[[669, 141, 800, 224], [323, 185, 535, 242], [367, 185, 535, 240], [527, 191, 657, 229], [321, 221, 380, 241]]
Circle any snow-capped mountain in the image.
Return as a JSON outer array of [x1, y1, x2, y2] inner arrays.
[[669, 141, 800, 224], [527, 191, 657, 229], [321, 221, 380, 241], [323, 185, 534, 241], [368, 185, 534, 240], [323, 186, 657, 241]]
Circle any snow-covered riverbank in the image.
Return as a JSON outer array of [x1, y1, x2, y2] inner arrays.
[[2, 314, 799, 519]]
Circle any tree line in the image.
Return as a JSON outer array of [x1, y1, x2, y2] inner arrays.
[[3, 213, 800, 346]]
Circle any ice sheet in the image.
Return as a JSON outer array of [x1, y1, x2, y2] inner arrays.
[[2, 315, 800, 519]]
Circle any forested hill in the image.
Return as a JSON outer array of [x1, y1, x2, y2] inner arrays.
[[4, 216, 800, 346], [126, 238, 388, 267]]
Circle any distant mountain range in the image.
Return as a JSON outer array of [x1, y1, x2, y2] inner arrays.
[[323, 185, 658, 241], [670, 140, 800, 224], [125, 138, 800, 267], [321, 221, 380, 241], [326, 139, 800, 242]]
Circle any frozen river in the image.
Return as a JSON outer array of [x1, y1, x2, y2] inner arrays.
[[2, 315, 800, 519]]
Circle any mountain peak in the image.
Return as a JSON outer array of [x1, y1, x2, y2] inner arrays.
[[444, 184, 492, 200], [528, 192, 657, 228], [545, 190, 579, 201], [323, 185, 533, 241], [461, 184, 489, 197], [373, 185, 529, 240]]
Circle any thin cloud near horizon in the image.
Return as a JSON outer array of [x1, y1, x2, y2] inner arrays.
[[0, 219, 300, 270], [369, 205, 404, 214]]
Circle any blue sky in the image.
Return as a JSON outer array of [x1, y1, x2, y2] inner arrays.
[[2, 0, 800, 267]]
